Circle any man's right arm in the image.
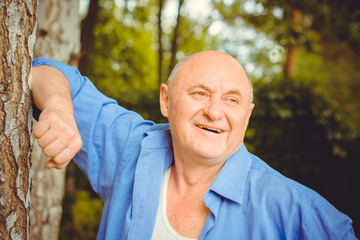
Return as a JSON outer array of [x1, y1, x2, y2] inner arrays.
[[31, 57, 155, 200], [32, 64, 82, 169]]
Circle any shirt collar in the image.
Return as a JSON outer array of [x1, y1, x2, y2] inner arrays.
[[143, 126, 173, 171], [143, 124, 172, 149], [209, 144, 252, 204]]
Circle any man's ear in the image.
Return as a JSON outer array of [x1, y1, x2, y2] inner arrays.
[[244, 103, 255, 129], [159, 83, 170, 118]]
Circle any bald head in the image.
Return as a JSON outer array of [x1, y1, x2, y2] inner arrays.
[[166, 50, 253, 103]]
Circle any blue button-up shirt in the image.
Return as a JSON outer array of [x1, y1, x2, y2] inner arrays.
[[33, 58, 357, 240]]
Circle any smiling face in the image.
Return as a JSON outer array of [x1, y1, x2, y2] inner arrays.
[[160, 51, 254, 167]]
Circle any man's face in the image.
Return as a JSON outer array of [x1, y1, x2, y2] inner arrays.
[[160, 51, 254, 166]]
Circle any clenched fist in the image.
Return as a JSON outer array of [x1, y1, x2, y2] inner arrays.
[[33, 108, 82, 169]]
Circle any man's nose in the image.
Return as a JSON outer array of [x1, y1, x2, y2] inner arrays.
[[203, 98, 223, 121]]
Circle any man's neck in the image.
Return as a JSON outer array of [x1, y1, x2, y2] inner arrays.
[[166, 159, 223, 239], [170, 157, 225, 194]]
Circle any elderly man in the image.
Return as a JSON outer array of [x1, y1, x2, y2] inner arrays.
[[32, 51, 356, 239]]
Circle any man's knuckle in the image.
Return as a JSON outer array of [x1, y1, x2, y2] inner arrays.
[[42, 149, 52, 158], [56, 161, 69, 170], [51, 156, 63, 165], [33, 126, 40, 136], [62, 126, 75, 139], [45, 113, 57, 123], [33, 123, 45, 138], [37, 140, 45, 148]]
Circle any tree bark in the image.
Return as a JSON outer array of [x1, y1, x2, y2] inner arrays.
[[30, 1, 80, 240], [0, 1, 38, 239]]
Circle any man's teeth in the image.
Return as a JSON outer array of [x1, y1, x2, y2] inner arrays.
[[197, 125, 223, 133]]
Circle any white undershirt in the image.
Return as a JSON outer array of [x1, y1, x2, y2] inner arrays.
[[151, 167, 197, 240]]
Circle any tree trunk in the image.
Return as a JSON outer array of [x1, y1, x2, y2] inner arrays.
[[158, 0, 164, 86], [34, 0, 81, 65], [30, 1, 80, 240], [0, 1, 38, 239], [168, 0, 184, 76], [284, 8, 302, 78], [78, 0, 99, 74]]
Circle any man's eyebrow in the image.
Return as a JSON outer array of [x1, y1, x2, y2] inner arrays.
[[225, 89, 241, 96], [186, 84, 212, 92], [186, 84, 242, 96]]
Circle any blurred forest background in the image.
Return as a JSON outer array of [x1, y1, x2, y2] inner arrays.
[[32, 0, 360, 238]]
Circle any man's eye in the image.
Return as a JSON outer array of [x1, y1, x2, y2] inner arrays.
[[227, 97, 239, 104], [193, 91, 206, 96]]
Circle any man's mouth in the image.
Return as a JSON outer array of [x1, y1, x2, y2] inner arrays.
[[196, 124, 223, 133]]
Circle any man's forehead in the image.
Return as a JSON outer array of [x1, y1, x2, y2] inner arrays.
[[168, 51, 252, 100], [176, 60, 247, 88], [183, 52, 245, 75]]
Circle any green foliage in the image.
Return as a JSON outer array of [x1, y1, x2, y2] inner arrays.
[[214, 0, 360, 52], [83, 0, 160, 119], [71, 190, 103, 239], [246, 79, 360, 230], [295, 47, 360, 128]]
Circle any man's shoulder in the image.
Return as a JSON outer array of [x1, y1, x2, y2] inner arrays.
[[246, 153, 329, 209], [244, 153, 357, 238], [219, 151, 357, 239]]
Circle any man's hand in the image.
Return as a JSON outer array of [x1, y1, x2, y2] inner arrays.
[[33, 108, 82, 169], [32, 65, 82, 169]]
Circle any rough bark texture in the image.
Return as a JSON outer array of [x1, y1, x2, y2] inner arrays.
[[0, 1, 38, 240], [30, 1, 80, 240]]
